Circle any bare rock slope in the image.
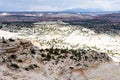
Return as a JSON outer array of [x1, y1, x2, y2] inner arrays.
[[0, 38, 119, 80]]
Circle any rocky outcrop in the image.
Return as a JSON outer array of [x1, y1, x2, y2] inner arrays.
[[0, 38, 113, 80]]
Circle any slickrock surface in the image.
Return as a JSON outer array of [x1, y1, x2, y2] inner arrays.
[[0, 38, 118, 80], [1, 22, 120, 80]]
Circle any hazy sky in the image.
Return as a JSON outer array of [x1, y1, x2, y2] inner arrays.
[[0, 0, 120, 11]]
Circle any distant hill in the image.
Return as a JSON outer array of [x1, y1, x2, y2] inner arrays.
[[0, 10, 119, 22], [62, 8, 119, 13]]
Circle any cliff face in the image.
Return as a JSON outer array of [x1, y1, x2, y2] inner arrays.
[[0, 38, 115, 80]]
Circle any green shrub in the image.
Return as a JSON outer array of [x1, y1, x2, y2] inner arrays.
[[41, 54, 46, 57], [24, 64, 38, 71], [8, 54, 17, 59], [8, 38, 15, 42], [10, 64, 19, 69], [17, 59, 23, 63], [2, 37, 7, 43], [30, 48, 36, 54]]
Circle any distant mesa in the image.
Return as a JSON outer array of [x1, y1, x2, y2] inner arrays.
[[62, 8, 119, 13]]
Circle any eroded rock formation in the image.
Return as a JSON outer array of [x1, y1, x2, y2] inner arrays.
[[0, 38, 113, 80]]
